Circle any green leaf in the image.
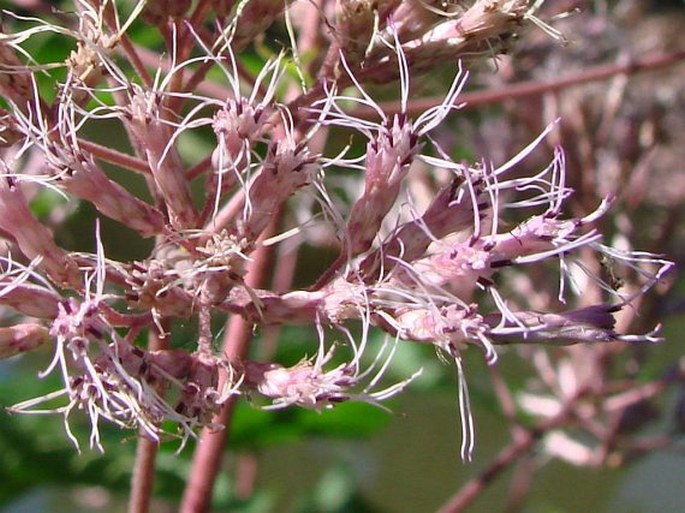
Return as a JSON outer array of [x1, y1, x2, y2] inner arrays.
[[293, 464, 385, 513], [231, 400, 391, 451]]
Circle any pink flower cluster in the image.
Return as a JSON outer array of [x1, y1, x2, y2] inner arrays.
[[0, 1, 671, 461]]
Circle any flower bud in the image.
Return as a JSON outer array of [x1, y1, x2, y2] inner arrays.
[[0, 323, 49, 359]]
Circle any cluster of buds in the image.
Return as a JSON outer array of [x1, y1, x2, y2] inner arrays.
[[0, 0, 672, 462]]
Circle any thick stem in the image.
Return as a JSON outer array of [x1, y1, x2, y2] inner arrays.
[[128, 326, 168, 513], [128, 437, 159, 513], [179, 219, 278, 513], [177, 318, 249, 513], [231, 224, 300, 499]]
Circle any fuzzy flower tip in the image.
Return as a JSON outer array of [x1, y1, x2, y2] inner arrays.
[[244, 322, 421, 411]]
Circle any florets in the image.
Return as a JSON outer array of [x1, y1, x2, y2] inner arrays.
[[0, 1, 673, 469]]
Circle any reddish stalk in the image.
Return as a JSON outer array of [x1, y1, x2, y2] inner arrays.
[[116, 34, 154, 88], [230, 222, 301, 498], [437, 427, 543, 513], [98, 2, 153, 88], [78, 139, 151, 175], [503, 455, 537, 513], [234, 453, 259, 500], [437, 388, 589, 513], [186, 0, 215, 42], [128, 325, 169, 513], [488, 365, 526, 442], [128, 437, 160, 513], [179, 219, 279, 513], [356, 50, 685, 119], [177, 315, 251, 513], [186, 155, 213, 181]]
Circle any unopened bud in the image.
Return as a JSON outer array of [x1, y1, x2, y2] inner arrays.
[[0, 323, 49, 359]]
